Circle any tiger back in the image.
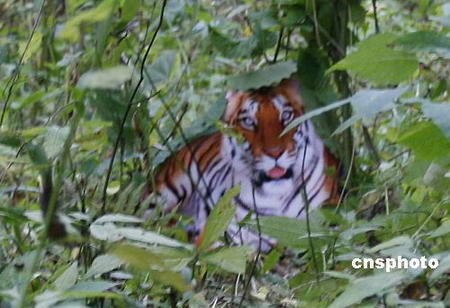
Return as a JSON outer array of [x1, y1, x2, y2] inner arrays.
[[151, 78, 339, 250]]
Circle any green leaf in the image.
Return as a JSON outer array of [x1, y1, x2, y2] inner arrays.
[[350, 87, 408, 125], [282, 98, 351, 135], [202, 246, 253, 274], [120, 0, 139, 22], [110, 243, 166, 269], [209, 26, 276, 59], [89, 224, 192, 249], [421, 102, 450, 138], [59, 0, 117, 41], [429, 220, 450, 238], [397, 121, 450, 160], [70, 280, 118, 292], [284, 86, 407, 136], [111, 244, 191, 292], [430, 254, 450, 280], [368, 236, 412, 253], [329, 33, 419, 86], [394, 31, 450, 55], [227, 61, 297, 91], [0, 132, 22, 148], [145, 50, 177, 86], [148, 269, 191, 292], [93, 214, 143, 224], [18, 31, 42, 63], [53, 262, 78, 291], [244, 215, 327, 248], [199, 185, 240, 250], [329, 271, 410, 308], [78, 66, 133, 90], [262, 249, 281, 272], [43, 126, 70, 159], [61, 290, 122, 300], [85, 255, 123, 278]]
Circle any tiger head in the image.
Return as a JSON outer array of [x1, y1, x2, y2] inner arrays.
[[223, 78, 310, 189]]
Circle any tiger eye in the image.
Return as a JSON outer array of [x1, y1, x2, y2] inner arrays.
[[240, 117, 255, 129], [282, 110, 293, 122]]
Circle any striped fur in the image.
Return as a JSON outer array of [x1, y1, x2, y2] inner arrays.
[[151, 79, 339, 250]]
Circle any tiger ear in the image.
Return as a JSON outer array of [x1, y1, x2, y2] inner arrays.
[[277, 78, 304, 107], [223, 90, 244, 124]]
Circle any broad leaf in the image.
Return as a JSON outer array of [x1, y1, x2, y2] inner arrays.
[[145, 50, 177, 86], [329, 33, 418, 85], [199, 185, 240, 250], [430, 254, 450, 280], [43, 126, 70, 158], [245, 215, 328, 248], [397, 121, 450, 160], [329, 271, 410, 308], [19, 31, 42, 63], [90, 223, 192, 249], [53, 262, 78, 291], [78, 66, 133, 89], [85, 255, 123, 278], [111, 244, 191, 292], [350, 87, 408, 125], [202, 246, 253, 274], [70, 280, 118, 292], [93, 214, 142, 224], [429, 220, 450, 238], [394, 31, 450, 55], [59, 0, 117, 41], [283, 98, 351, 135], [284, 86, 406, 135], [421, 102, 450, 138], [228, 61, 297, 91]]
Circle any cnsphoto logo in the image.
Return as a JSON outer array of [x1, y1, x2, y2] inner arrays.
[[352, 256, 439, 273]]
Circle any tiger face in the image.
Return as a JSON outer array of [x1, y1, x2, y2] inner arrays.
[[224, 79, 307, 190]]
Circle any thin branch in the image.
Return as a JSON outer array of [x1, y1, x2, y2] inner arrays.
[[238, 187, 262, 307], [101, 0, 168, 214], [362, 125, 381, 166], [272, 27, 284, 63], [372, 0, 380, 33], [301, 141, 320, 280], [337, 141, 356, 210], [0, 0, 47, 128]]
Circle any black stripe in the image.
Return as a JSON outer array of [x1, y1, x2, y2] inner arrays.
[[234, 196, 253, 212], [208, 163, 227, 189], [196, 141, 218, 168], [308, 177, 325, 204], [164, 173, 181, 200], [282, 156, 318, 213], [219, 165, 232, 184]]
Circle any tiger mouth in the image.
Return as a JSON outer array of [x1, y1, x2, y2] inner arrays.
[[257, 167, 293, 184]]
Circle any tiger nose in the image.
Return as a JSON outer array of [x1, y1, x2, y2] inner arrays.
[[265, 146, 284, 159]]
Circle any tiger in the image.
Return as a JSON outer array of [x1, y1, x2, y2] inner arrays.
[[150, 78, 339, 250]]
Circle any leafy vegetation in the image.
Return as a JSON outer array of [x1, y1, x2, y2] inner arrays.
[[1, 0, 450, 307]]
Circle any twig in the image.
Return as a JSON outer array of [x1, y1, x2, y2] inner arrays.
[[311, 0, 322, 49], [101, 0, 167, 214], [371, 0, 380, 33], [362, 125, 381, 166], [272, 27, 284, 63], [238, 187, 262, 307], [337, 141, 356, 210], [301, 141, 320, 280], [0, 0, 47, 128]]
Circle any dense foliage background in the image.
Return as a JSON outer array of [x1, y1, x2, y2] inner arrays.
[[1, 0, 450, 306]]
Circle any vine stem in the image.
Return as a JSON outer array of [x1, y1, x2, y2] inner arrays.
[[0, 0, 47, 128], [238, 187, 262, 307], [101, 0, 168, 214]]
